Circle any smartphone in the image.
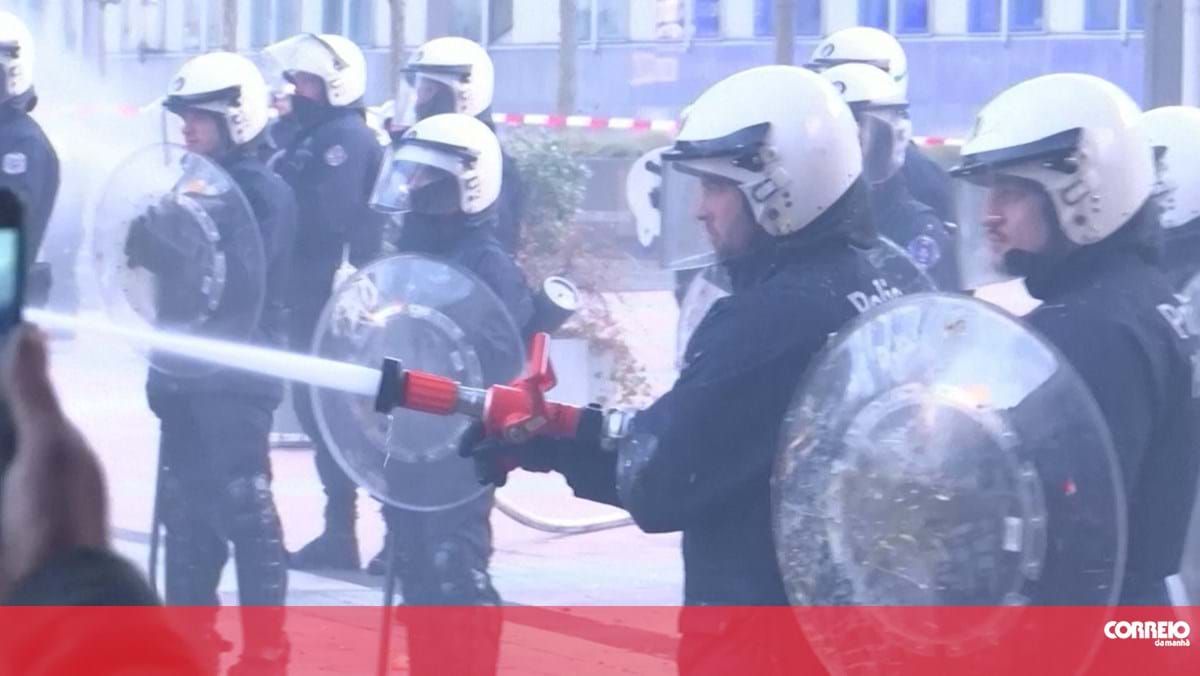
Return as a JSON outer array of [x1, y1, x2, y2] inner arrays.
[[0, 188, 24, 497]]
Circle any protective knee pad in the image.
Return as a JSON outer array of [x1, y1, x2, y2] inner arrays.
[[161, 473, 225, 606], [225, 474, 288, 605], [427, 539, 501, 606]]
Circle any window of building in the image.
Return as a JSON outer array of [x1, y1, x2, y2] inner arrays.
[[1085, 0, 1120, 29], [898, 0, 930, 33], [969, 0, 1042, 33], [252, 0, 302, 47], [322, 0, 374, 43], [859, 0, 888, 29], [490, 0, 515, 42], [693, 0, 721, 38], [858, 0, 927, 33], [753, 0, 822, 37], [577, 0, 630, 41], [1009, 0, 1043, 31], [1130, 0, 1145, 29], [1085, 0, 1145, 30]]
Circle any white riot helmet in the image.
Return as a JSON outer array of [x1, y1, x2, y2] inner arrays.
[[264, 33, 367, 107], [0, 11, 34, 101], [165, 52, 270, 146], [370, 113, 502, 218], [404, 37, 496, 119], [1142, 106, 1200, 231], [822, 62, 910, 185], [809, 27, 909, 95], [659, 66, 862, 268], [952, 73, 1154, 246]]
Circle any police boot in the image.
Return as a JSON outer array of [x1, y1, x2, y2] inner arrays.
[[228, 640, 290, 676], [289, 528, 360, 570], [365, 532, 397, 576]]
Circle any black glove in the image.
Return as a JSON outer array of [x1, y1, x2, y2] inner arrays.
[[457, 421, 565, 488], [124, 203, 202, 275], [456, 405, 609, 487]]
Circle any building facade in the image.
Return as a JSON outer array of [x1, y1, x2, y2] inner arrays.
[[1, 0, 1147, 136]]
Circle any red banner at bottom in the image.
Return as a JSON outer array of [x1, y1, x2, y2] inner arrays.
[[0, 605, 1196, 675]]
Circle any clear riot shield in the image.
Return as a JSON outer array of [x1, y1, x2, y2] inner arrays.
[[773, 293, 1124, 672], [310, 254, 526, 512], [91, 143, 265, 376], [626, 146, 669, 251], [868, 236, 938, 293], [675, 265, 730, 368]]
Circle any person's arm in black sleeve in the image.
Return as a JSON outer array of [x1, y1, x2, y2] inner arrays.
[[904, 142, 955, 224], [558, 443, 622, 507], [302, 126, 384, 267], [1027, 309, 1157, 490], [471, 246, 535, 333], [614, 297, 823, 533], [0, 133, 53, 255], [496, 153, 525, 254], [347, 137, 385, 266]]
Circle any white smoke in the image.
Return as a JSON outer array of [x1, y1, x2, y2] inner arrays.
[[3, 2, 174, 313]]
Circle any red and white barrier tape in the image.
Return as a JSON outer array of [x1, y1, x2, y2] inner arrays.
[[491, 112, 964, 146], [41, 103, 965, 146]]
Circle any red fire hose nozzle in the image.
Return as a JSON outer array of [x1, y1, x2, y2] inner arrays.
[[374, 333, 603, 444]]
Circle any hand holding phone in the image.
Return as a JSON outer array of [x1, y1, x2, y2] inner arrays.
[[0, 187, 23, 487]]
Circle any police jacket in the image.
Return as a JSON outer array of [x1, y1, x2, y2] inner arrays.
[[871, 173, 959, 290], [397, 212, 534, 336], [0, 89, 60, 302], [1022, 208, 1200, 604], [902, 141, 953, 223], [275, 104, 384, 289], [558, 183, 911, 606]]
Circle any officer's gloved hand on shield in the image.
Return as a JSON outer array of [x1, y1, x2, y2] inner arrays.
[[124, 199, 209, 275], [92, 144, 266, 376], [330, 265, 381, 344]]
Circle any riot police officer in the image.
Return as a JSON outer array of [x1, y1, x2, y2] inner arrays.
[[809, 26, 954, 225], [822, 62, 958, 288], [0, 11, 59, 305], [1142, 106, 1200, 290], [951, 74, 1200, 606], [360, 37, 530, 577], [129, 52, 296, 672], [369, 113, 533, 675], [264, 33, 385, 570], [463, 65, 913, 673], [400, 37, 524, 254]]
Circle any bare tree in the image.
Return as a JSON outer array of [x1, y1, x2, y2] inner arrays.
[[558, 0, 578, 114], [774, 0, 794, 65], [389, 0, 407, 88], [223, 0, 238, 52]]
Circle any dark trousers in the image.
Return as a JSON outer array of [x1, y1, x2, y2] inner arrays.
[[154, 392, 288, 655], [289, 278, 358, 530], [384, 493, 502, 675]]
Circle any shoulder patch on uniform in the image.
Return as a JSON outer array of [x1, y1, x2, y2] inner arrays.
[[2, 152, 27, 176], [906, 234, 941, 269], [324, 144, 348, 167]]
